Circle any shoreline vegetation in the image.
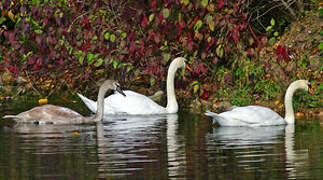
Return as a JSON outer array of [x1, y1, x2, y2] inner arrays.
[[0, 1, 322, 121]]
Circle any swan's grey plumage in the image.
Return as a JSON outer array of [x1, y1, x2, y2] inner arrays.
[[3, 80, 125, 124]]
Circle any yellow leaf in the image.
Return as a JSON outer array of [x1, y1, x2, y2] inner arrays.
[[38, 98, 48, 105], [8, 10, 15, 22], [274, 100, 280, 105]]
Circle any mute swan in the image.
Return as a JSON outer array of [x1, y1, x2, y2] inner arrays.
[[77, 57, 192, 114], [205, 80, 314, 126], [3, 80, 126, 124]]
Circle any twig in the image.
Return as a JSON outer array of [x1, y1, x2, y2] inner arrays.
[[68, 11, 90, 31]]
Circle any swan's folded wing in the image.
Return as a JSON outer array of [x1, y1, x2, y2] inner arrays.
[[219, 105, 285, 126], [106, 90, 167, 114]]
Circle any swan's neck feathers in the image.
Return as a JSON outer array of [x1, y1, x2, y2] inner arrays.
[[284, 81, 301, 124], [92, 87, 105, 122], [166, 61, 179, 113]]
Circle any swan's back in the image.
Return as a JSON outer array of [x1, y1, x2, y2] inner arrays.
[[217, 105, 286, 126], [107, 90, 167, 114], [5, 104, 87, 124]]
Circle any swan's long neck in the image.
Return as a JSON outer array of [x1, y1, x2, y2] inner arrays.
[[284, 81, 300, 124], [92, 86, 107, 122], [166, 61, 179, 113]]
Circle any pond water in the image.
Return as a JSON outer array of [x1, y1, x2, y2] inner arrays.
[[0, 99, 322, 179]]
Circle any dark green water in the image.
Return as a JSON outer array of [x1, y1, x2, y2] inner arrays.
[[0, 99, 322, 179]]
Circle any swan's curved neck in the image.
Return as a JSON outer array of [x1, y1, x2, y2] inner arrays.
[[284, 81, 300, 124], [92, 86, 106, 122], [166, 61, 179, 113]]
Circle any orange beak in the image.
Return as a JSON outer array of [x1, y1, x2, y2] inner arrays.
[[186, 64, 193, 72], [308, 87, 314, 95]]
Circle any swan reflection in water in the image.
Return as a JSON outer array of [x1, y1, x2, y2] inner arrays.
[[96, 114, 186, 178], [4, 114, 187, 178], [207, 124, 309, 178]]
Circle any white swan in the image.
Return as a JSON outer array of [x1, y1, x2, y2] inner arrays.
[[205, 80, 314, 126], [77, 57, 192, 115], [3, 80, 126, 124]]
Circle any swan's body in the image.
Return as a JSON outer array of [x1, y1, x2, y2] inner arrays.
[[205, 80, 313, 126], [78, 57, 192, 115], [3, 80, 125, 124]]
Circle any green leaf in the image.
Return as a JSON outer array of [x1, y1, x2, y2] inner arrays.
[[201, 0, 208, 7], [74, 50, 83, 57], [87, 53, 94, 64], [104, 32, 110, 40], [110, 34, 116, 42], [79, 56, 84, 65], [113, 60, 119, 69], [0, 17, 6, 24], [150, 77, 155, 86], [34, 29, 43, 34], [206, 14, 213, 23], [270, 18, 275, 26], [318, 42, 323, 50], [162, 8, 170, 18], [94, 58, 103, 67], [266, 26, 272, 32], [216, 45, 223, 58], [273, 32, 279, 37], [181, 0, 189, 5], [268, 37, 276, 46], [92, 35, 98, 41], [121, 32, 127, 38], [149, 13, 155, 22], [194, 20, 203, 32], [162, 53, 171, 61], [191, 81, 199, 93], [209, 21, 215, 31], [318, 83, 323, 91]]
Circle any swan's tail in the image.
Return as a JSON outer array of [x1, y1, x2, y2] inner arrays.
[[205, 110, 219, 117], [205, 110, 222, 123], [3, 115, 19, 120], [77, 93, 97, 113]]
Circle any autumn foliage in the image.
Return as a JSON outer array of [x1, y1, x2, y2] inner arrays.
[[0, 0, 318, 99]]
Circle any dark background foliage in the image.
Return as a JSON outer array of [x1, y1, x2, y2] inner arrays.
[[0, 0, 320, 104]]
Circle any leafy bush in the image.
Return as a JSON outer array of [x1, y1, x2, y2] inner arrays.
[[0, 0, 318, 102]]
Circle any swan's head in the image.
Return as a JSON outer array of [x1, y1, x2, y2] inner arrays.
[[293, 80, 314, 95], [173, 57, 193, 71], [101, 80, 126, 97]]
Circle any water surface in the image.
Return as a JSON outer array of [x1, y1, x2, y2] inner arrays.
[[0, 100, 322, 179]]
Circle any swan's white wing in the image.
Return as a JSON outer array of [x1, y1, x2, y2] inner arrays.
[[77, 93, 97, 113], [106, 90, 167, 114], [78, 93, 116, 114], [217, 105, 286, 126]]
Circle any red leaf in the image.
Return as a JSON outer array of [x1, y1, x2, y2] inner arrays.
[[141, 16, 148, 28], [187, 40, 193, 51], [150, 0, 156, 8], [233, 3, 238, 9], [217, 0, 223, 9], [32, 64, 38, 71], [201, 91, 210, 100], [28, 57, 36, 64], [232, 32, 239, 42], [154, 33, 161, 44]]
